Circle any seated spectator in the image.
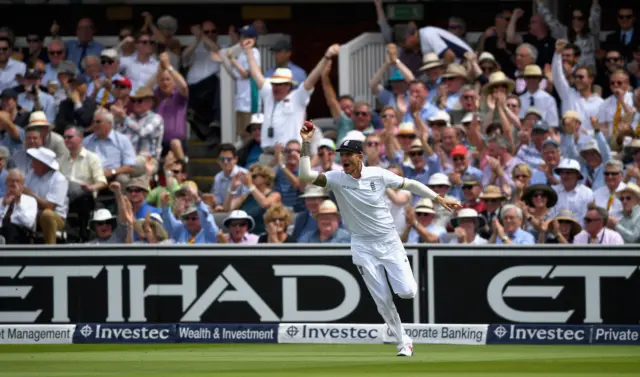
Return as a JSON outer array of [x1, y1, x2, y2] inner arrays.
[[212, 143, 248, 211], [478, 185, 507, 239], [543, 209, 582, 244], [447, 144, 483, 200], [449, 208, 488, 244], [237, 113, 263, 169], [0, 169, 37, 244], [1, 88, 29, 129], [403, 138, 441, 205], [11, 127, 42, 176], [401, 198, 447, 243], [594, 159, 626, 221], [0, 36, 26, 91], [119, 87, 164, 170], [105, 77, 133, 114], [578, 138, 611, 191], [0, 146, 8, 196], [216, 210, 259, 245], [299, 200, 350, 243], [58, 125, 108, 241], [608, 183, 640, 243], [292, 185, 329, 240], [18, 69, 56, 123], [86, 182, 134, 244], [510, 163, 533, 205], [83, 108, 139, 185], [313, 138, 341, 173], [273, 140, 304, 212], [521, 184, 558, 243], [87, 48, 123, 105], [490, 204, 535, 245], [24, 147, 68, 244], [146, 157, 188, 207], [125, 178, 160, 220], [460, 172, 485, 212], [265, 39, 307, 88], [550, 159, 594, 224], [25, 111, 67, 159], [258, 203, 295, 243], [154, 52, 188, 160], [427, 173, 459, 228], [573, 203, 624, 244], [134, 212, 171, 244], [54, 69, 97, 133], [159, 188, 218, 244], [224, 164, 281, 235]]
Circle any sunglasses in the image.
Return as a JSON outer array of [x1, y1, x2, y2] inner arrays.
[[203, 29, 217, 34], [367, 142, 380, 147], [462, 95, 476, 101], [606, 57, 622, 62], [416, 212, 433, 217], [572, 15, 584, 21], [229, 222, 248, 228], [63, 135, 75, 140], [219, 157, 233, 163], [604, 172, 620, 177], [448, 24, 462, 30], [171, 169, 182, 175], [132, 99, 146, 104], [574, 74, 586, 80], [27, 37, 41, 43], [115, 84, 129, 89], [397, 134, 415, 139], [583, 217, 601, 223], [558, 220, 573, 225], [101, 58, 115, 65], [269, 217, 285, 223], [183, 216, 199, 221], [93, 220, 111, 226], [409, 151, 424, 157], [514, 175, 529, 180], [620, 196, 634, 202], [382, 114, 395, 119], [430, 122, 447, 127], [481, 66, 494, 72], [285, 148, 300, 154], [452, 156, 466, 162], [127, 188, 145, 193], [443, 77, 458, 81], [533, 192, 547, 198], [484, 198, 502, 203], [462, 185, 475, 190], [618, 14, 633, 20], [354, 111, 369, 117], [0, 47, 10, 52], [430, 184, 450, 189]]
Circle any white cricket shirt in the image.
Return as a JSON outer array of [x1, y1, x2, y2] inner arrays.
[[325, 166, 404, 238]]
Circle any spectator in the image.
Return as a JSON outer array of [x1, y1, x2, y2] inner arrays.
[[0, 169, 37, 244], [518, 65, 559, 126], [507, 8, 556, 67], [146, 158, 188, 207], [517, 120, 574, 171], [25, 111, 67, 159], [603, 6, 639, 62], [478, 185, 507, 239], [211, 143, 248, 211], [550, 158, 594, 223], [1, 88, 28, 129], [404, 80, 439, 125], [437, 64, 468, 112], [299, 200, 350, 244], [0, 146, 8, 196], [120, 32, 159, 92], [273, 140, 304, 212], [125, 178, 160, 220], [224, 164, 281, 235], [265, 39, 307, 88], [105, 77, 133, 115], [237, 113, 264, 169], [418, 26, 472, 64], [83, 108, 138, 185], [23, 33, 48, 66], [608, 182, 640, 243], [134, 212, 171, 244], [573, 203, 624, 244], [427, 173, 458, 228], [460, 172, 485, 212], [579, 137, 611, 190], [419, 53, 445, 103], [258, 203, 295, 243], [449, 208, 488, 244], [159, 188, 219, 244], [66, 18, 104, 70], [18, 69, 56, 123], [522, 183, 558, 242], [87, 49, 123, 105], [292, 185, 329, 241], [41, 40, 67, 86], [545, 209, 582, 243], [313, 138, 341, 173], [447, 144, 483, 200], [24, 147, 68, 244], [370, 44, 414, 109], [385, 165, 412, 235], [86, 182, 134, 244], [216, 210, 259, 244], [55, 69, 97, 133], [594, 159, 626, 221], [11, 128, 40, 175], [490, 204, 535, 244], [120, 87, 164, 168], [596, 69, 634, 137], [0, 36, 26, 91], [401, 198, 447, 244], [0, 102, 26, 157], [154, 53, 188, 160], [596, 49, 627, 99]]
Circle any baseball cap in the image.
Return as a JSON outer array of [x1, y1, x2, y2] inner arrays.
[[100, 48, 119, 60], [318, 138, 336, 151], [461, 172, 482, 185], [335, 139, 363, 154], [1, 88, 17, 99], [451, 144, 468, 157], [270, 39, 292, 52], [114, 77, 132, 88], [532, 120, 550, 133], [24, 68, 42, 79], [239, 25, 258, 38], [542, 137, 560, 149], [57, 61, 77, 76]]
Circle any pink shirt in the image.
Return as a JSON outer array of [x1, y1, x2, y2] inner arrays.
[[228, 232, 260, 245], [573, 228, 624, 245]]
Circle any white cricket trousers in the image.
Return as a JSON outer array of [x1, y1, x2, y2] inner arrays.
[[351, 232, 417, 348]]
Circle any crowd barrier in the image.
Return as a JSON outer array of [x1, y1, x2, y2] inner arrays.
[[1, 323, 638, 345]]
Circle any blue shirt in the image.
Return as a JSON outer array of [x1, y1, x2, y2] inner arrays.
[[17, 90, 57, 123], [299, 227, 351, 244], [0, 169, 7, 197], [135, 201, 160, 220], [87, 72, 123, 104], [245, 144, 263, 168], [447, 166, 484, 201], [83, 130, 137, 169], [408, 224, 447, 243], [264, 62, 307, 89], [402, 101, 438, 124], [0, 59, 26, 92], [161, 201, 219, 244], [210, 165, 249, 205], [41, 63, 61, 86], [403, 154, 442, 205], [579, 133, 612, 191], [65, 40, 104, 69], [0, 128, 24, 157], [274, 167, 305, 212], [496, 228, 535, 245]]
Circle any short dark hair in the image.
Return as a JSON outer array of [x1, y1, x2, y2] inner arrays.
[[0, 36, 12, 48], [410, 79, 426, 89], [64, 125, 85, 136], [564, 43, 581, 57], [338, 95, 354, 102], [575, 65, 595, 78], [135, 31, 152, 41], [218, 143, 237, 156], [174, 159, 188, 173]]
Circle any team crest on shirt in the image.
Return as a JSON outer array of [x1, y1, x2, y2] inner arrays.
[[370, 181, 376, 191]]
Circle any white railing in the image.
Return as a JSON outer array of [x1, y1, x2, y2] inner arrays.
[[219, 34, 290, 144]]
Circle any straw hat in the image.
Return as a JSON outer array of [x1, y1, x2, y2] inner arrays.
[[562, 110, 581, 122], [26, 147, 59, 170], [396, 122, 416, 135], [481, 71, 515, 95], [26, 111, 53, 129], [520, 64, 544, 78], [441, 63, 467, 79], [315, 200, 339, 218], [479, 185, 506, 200], [617, 182, 640, 201], [133, 213, 168, 242], [269, 68, 294, 84], [420, 53, 445, 71], [554, 209, 582, 237], [415, 198, 436, 214], [130, 87, 155, 99], [522, 184, 558, 208]]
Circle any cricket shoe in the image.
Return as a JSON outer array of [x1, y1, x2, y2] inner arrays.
[[396, 345, 414, 357]]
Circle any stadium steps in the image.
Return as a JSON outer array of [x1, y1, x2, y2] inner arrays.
[[191, 175, 215, 193], [186, 122, 222, 193]]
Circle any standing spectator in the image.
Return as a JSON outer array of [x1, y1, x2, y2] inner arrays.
[[507, 8, 556, 66], [418, 26, 472, 64], [573, 203, 624, 244], [66, 18, 104, 70], [449, 208, 488, 244], [0, 169, 37, 244], [265, 39, 307, 88], [603, 6, 639, 62], [518, 65, 559, 126], [154, 52, 188, 159], [159, 188, 219, 244], [477, 11, 517, 77], [258, 203, 295, 243], [24, 147, 68, 244], [120, 32, 159, 93], [211, 143, 248, 211], [370, 44, 414, 109], [537, 0, 601, 69], [11, 128, 40, 175], [299, 200, 350, 244], [86, 48, 123, 105], [0, 36, 26, 91], [217, 210, 259, 244], [291, 185, 329, 241], [608, 182, 640, 243], [596, 49, 627, 99], [120, 87, 164, 166]]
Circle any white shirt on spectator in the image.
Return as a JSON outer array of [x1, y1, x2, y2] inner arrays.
[[185, 41, 223, 85], [519, 89, 560, 126], [596, 91, 635, 135], [419, 27, 471, 61], [234, 47, 260, 113], [549, 183, 594, 226], [120, 55, 159, 93], [25, 169, 69, 219], [593, 182, 625, 221], [0, 194, 37, 231], [0, 58, 26, 92], [551, 53, 603, 143], [448, 234, 488, 245], [260, 81, 310, 148]]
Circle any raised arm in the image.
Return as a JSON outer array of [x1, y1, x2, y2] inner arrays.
[[536, 0, 568, 40], [374, 0, 394, 43], [506, 8, 525, 45], [299, 121, 327, 187], [242, 39, 265, 88], [303, 44, 340, 91], [320, 61, 342, 121]]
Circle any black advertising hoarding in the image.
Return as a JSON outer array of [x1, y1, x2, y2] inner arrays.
[[0, 246, 420, 324], [425, 248, 640, 325]]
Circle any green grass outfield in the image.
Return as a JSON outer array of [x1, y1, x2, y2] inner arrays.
[[1, 344, 639, 376]]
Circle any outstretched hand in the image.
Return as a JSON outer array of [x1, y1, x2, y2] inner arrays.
[[436, 196, 462, 212], [300, 120, 315, 142]]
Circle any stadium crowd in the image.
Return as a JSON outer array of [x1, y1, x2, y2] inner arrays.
[[0, 0, 639, 246]]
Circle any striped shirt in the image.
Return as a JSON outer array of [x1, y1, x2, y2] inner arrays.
[[274, 167, 304, 213]]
